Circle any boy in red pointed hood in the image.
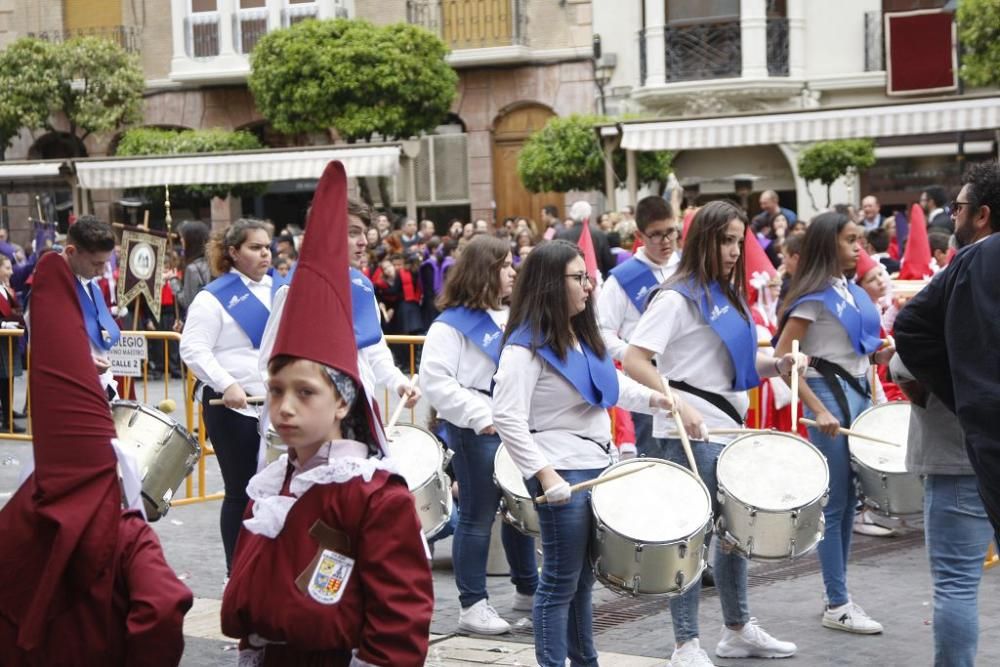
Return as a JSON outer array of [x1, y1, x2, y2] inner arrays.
[[0, 252, 192, 666], [220, 162, 433, 667]]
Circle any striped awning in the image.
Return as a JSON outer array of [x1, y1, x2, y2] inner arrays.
[[615, 95, 1000, 151], [74, 145, 401, 189], [0, 162, 67, 181]]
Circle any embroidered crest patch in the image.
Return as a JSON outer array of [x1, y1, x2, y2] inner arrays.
[[307, 549, 354, 605]]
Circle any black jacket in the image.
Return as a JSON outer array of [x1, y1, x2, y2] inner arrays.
[[554, 223, 616, 278]]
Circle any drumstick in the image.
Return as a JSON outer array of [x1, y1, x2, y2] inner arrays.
[[534, 462, 656, 504], [385, 373, 418, 431], [798, 418, 902, 447], [790, 339, 799, 436], [663, 383, 700, 479], [871, 365, 878, 407], [208, 395, 266, 406]]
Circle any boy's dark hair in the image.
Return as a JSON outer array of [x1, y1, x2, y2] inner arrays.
[[542, 205, 558, 219], [928, 232, 950, 254], [924, 186, 947, 209], [782, 230, 806, 256], [273, 257, 290, 267], [67, 215, 115, 253], [963, 160, 1000, 232], [634, 196, 673, 233], [866, 227, 889, 253]]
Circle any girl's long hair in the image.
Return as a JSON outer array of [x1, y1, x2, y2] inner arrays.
[[779, 211, 851, 321], [435, 235, 510, 311], [502, 240, 606, 360]]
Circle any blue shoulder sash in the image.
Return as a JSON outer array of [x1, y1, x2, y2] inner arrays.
[[436, 306, 503, 365], [670, 279, 760, 391], [609, 257, 659, 314], [781, 283, 882, 356], [204, 272, 282, 349], [349, 268, 382, 349], [75, 280, 121, 352], [506, 326, 619, 408]]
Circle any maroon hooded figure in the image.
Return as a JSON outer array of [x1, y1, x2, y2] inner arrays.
[[0, 252, 192, 666]]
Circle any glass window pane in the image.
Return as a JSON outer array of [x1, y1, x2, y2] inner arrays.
[[666, 0, 739, 24], [192, 0, 217, 12], [241, 0, 266, 7]]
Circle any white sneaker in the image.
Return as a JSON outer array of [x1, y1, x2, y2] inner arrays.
[[671, 638, 716, 667], [715, 618, 796, 658], [512, 591, 534, 612], [458, 599, 510, 635], [853, 510, 897, 537], [822, 601, 883, 634]]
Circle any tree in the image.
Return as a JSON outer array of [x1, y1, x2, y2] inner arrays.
[[115, 127, 266, 205], [517, 115, 673, 194], [0, 38, 61, 156], [797, 139, 876, 209], [957, 0, 1000, 87], [54, 36, 145, 150]]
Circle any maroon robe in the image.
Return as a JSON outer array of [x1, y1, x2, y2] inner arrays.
[[221, 468, 434, 667]]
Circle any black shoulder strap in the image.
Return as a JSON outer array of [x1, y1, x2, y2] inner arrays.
[[668, 380, 744, 426]]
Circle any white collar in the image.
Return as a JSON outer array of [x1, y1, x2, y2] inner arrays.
[[233, 268, 271, 288], [634, 246, 678, 270], [929, 207, 945, 219]]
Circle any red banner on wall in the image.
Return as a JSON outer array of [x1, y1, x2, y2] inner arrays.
[[885, 10, 957, 96]]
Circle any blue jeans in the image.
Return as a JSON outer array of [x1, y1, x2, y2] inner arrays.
[[803, 375, 870, 607], [445, 423, 538, 609], [924, 475, 994, 667], [525, 469, 603, 667], [660, 438, 750, 643]]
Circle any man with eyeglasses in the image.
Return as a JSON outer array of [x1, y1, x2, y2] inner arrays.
[[920, 186, 954, 234], [895, 160, 1000, 667], [597, 196, 680, 460]]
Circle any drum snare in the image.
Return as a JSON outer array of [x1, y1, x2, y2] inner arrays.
[[849, 402, 922, 516], [716, 432, 829, 560], [493, 444, 541, 536], [591, 458, 712, 596], [386, 424, 454, 538]]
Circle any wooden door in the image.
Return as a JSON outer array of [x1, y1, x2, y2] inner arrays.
[[492, 105, 563, 223]]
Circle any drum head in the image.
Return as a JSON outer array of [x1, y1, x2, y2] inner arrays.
[[849, 402, 910, 473], [386, 424, 444, 491], [494, 444, 530, 499], [592, 459, 711, 543], [717, 433, 829, 511]]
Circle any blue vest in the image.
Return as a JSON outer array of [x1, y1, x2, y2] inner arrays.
[[670, 279, 760, 391], [349, 268, 383, 349], [506, 326, 619, 408], [75, 280, 121, 352], [782, 283, 882, 356], [204, 272, 283, 349], [609, 257, 659, 314], [436, 306, 503, 365]]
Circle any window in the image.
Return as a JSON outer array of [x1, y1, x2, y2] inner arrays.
[[283, 0, 319, 27], [188, 0, 220, 58], [665, 0, 739, 26], [236, 0, 269, 54]]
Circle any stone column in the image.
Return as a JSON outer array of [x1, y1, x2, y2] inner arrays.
[[267, 0, 282, 30], [210, 195, 241, 231], [643, 0, 666, 84], [170, 0, 188, 62], [740, 0, 768, 78], [218, 0, 236, 57], [787, 0, 806, 79]]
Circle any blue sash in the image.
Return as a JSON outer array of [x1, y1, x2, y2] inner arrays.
[[506, 326, 619, 408], [75, 280, 121, 352], [782, 283, 882, 356], [349, 268, 382, 349], [670, 279, 760, 391], [204, 272, 282, 349], [436, 306, 503, 365], [609, 257, 659, 314]]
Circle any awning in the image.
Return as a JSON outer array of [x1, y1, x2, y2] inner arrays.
[[74, 145, 401, 189], [0, 162, 67, 180], [615, 95, 1000, 151]]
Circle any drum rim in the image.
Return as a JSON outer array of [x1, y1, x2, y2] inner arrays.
[[717, 432, 831, 512], [493, 443, 533, 501], [111, 399, 200, 449], [387, 423, 446, 487], [591, 458, 713, 546], [847, 401, 910, 469]]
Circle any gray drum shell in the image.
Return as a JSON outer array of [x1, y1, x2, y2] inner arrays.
[[849, 402, 924, 517], [383, 424, 454, 538], [493, 444, 541, 537]]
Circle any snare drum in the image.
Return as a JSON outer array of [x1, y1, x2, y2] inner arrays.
[[493, 444, 540, 536], [849, 402, 922, 516], [716, 432, 829, 560], [386, 424, 453, 538], [591, 459, 712, 596], [111, 401, 201, 521]]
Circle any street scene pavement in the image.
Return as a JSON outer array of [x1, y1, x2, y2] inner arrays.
[[1, 375, 997, 666]]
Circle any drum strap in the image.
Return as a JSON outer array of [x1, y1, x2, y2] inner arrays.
[[668, 380, 744, 426], [809, 357, 868, 426], [530, 429, 610, 454]]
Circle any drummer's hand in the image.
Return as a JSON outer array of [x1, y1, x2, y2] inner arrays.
[[398, 382, 421, 408], [222, 382, 248, 409], [92, 354, 111, 373], [813, 409, 840, 437], [478, 425, 497, 435], [537, 468, 571, 506], [675, 399, 706, 441], [648, 391, 674, 413], [873, 341, 895, 366], [777, 352, 808, 376]]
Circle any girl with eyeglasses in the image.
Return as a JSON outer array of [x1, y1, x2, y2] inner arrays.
[[624, 200, 803, 667], [492, 240, 672, 667]]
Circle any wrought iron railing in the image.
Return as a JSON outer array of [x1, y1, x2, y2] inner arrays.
[[185, 12, 220, 58], [766, 17, 789, 77], [28, 25, 142, 53], [864, 10, 884, 71], [407, 0, 526, 50], [234, 6, 269, 54], [638, 28, 647, 87], [664, 20, 742, 82]]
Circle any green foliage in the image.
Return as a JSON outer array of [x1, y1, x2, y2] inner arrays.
[[56, 37, 144, 142], [957, 0, 1000, 87], [116, 127, 266, 201], [249, 18, 457, 140], [0, 38, 61, 151], [797, 139, 876, 207], [517, 115, 672, 193]]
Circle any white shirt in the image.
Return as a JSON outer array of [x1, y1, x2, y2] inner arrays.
[[597, 247, 679, 361], [788, 277, 870, 379], [419, 308, 506, 433], [629, 289, 750, 442], [180, 269, 272, 407], [492, 344, 655, 478]]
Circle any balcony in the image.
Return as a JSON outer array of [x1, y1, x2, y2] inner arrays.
[[407, 0, 527, 60], [664, 20, 742, 83], [27, 25, 142, 53]]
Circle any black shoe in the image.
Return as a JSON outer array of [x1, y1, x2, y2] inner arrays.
[[11, 410, 26, 419], [701, 565, 715, 588], [1, 423, 26, 434]]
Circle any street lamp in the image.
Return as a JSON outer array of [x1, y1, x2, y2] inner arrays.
[[592, 34, 617, 114]]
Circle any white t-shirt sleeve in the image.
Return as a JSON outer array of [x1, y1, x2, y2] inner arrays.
[[629, 291, 685, 355], [788, 300, 823, 322], [419, 322, 492, 433], [492, 345, 548, 478]]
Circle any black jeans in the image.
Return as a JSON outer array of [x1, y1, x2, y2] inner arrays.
[[201, 387, 260, 575]]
